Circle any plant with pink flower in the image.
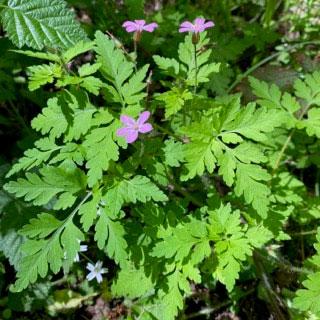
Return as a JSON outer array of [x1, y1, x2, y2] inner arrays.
[[179, 17, 214, 44], [116, 111, 153, 143], [122, 20, 158, 42]]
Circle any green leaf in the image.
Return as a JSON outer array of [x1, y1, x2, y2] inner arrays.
[[178, 33, 220, 86], [153, 55, 180, 76], [32, 92, 97, 142], [112, 262, 154, 299], [294, 71, 320, 106], [249, 76, 281, 109], [20, 213, 63, 238], [27, 63, 62, 91], [31, 97, 68, 139], [156, 87, 192, 118], [78, 63, 101, 78], [222, 103, 285, 142], [95, 209, 128, 265], [102, 175, 168, 218], [181, 140, 222, 181], [293, 229, 320, 316], [234, 163, 271, 218], [83, 122, 119, 187], [95, 30, 140, 106], [12, 215, 83, 292], [163, 139, 185, 167], [298, 108, 320, 138], [4, 166, 87, 209], [151, 218, 207, 262], [1, 0, 87, 50], [78, 191, 101, 232], [6, 138, 61, 177], [249, 77, 300, 128], [12, 49, 60, 62], [80, 76, 104, 95], [293, 272, 320, 316], [208, 204, 270, 291], [149, 269, 189, 320], [121, 64, 149, 105], [62, 41, 95, 63]]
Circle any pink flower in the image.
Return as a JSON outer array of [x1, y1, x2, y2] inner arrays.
[[122, 20, 158, 33], [116, 111, 153, 143], [179, 17, 214, 33]]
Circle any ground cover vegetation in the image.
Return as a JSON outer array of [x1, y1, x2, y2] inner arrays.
[[0, 0, 320, 319]]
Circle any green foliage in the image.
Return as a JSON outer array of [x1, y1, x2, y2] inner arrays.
[[95, 31, 149, 106], [0, 0, 87, 50], [2, 3, 320, 319], [163, 139, 185, 167], [82, 122, 119, 187], [28, 64, 62, 91], [293, 228, 320, 316], [112, 262, 153, 299], [12, 207, 85, 292], [95, 211, 128, 264], [178, 33, 220, 86], [208, 204, 272, 290], [4, 166, 87, 209], [102, 175, 168, 218], [154, 32, 220, 88], [156, 87, 192, 118], [180, 97, 283, 216]]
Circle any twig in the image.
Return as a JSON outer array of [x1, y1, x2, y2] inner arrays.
[[228, 40, 320, 93], [253, 250, 288, 320]]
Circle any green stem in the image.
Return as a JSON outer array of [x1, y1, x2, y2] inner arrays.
[[186, 288, 255, 319], [228, 40, 320, 93], [194, 43, 198, 95], [315, 168, 320, 197], [169, 178, 203, 207], [272, 102, 311, 174], [153, 123, 183, 141], [228, 51, 280, 92], [289, 229, 318, 237], [79, 252, 94, 264], [253, 251, 288, 320], [255, 249, 314, 275], [8, 100, 32, 135], [133, 40, 138, 72]]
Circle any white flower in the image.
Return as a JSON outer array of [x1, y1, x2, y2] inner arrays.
[[86, 261, 107, 283], [74, 244, 88, 262]]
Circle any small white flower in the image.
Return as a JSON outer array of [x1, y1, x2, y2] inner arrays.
[[74, 244, 88, 262], [86, 261, 107, 283]]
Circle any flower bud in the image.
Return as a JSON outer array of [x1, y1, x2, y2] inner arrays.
[[192, 32, 200, 44], [133, 31, 142, 43]]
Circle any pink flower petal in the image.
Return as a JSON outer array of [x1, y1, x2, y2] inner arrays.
[[134, 20, 146, 26], [125, 25, 139, 32], [122, 21, 135, 27], [122, 21, 139, 32], [203, 21, 214, 29], [116, 127, 131, 137], [137, 111, 151, 125], [194, 18, 206, 26], [139, 123, 153, 133], [120, 115, 135, 127], [116, 128, 139, 143], [143, 22, 158, 32], [179, 21, 194, 33], [125, 130, 139, 143]]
